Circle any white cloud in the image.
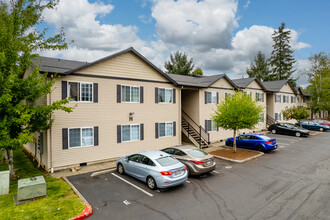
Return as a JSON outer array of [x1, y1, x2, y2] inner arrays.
[[244, 0, 251, 9], [151, 0, 238, 51], [38, 0, 312, 87]]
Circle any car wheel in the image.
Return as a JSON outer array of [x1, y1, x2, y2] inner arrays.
[[117, 163, 125, 174], [227, 141, 233, 147], [319, 127, 324, 132], [147, 176, 157, 190], [271, 129, 276, 134], [295, 132, 301, 137], [256, 145, 264, 152]]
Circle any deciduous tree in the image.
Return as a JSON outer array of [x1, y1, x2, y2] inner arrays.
[[281, 106, 309, 127], [212, 91, 264, 153], [0, 0, 73, 180]]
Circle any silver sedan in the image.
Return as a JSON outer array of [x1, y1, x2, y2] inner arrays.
[[161, 145, 216, 176], [116, 150, 188, 190]]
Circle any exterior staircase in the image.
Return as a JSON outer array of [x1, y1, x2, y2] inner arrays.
[[181, 111, 209, 149], [266, 114, 277, 126]]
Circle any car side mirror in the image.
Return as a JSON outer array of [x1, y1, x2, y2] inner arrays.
[[125, 157, 129, 162]]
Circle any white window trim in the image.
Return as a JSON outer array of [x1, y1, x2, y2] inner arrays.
[[256, 92, 263, 102], [206, 91, 217, 104], [68, 127, 94, 149], [158, 88, 173, 104], [158, 122, 174, 138], [67, 81, 93, 103], [206, 120, 218, 132], [121, 124, 140, 143], [121, 85, 140, 103]]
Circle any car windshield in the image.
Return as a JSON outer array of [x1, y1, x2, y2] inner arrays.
[[156, 156, 179, 167], [286, 124, 300, 129], [187, 149, 208, 158], [257, 135, 272, 140]]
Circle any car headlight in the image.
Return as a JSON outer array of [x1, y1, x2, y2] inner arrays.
[[326, 126, 330, 129]]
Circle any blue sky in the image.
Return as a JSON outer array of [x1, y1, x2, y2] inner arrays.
[[39, 0, 330, 86]]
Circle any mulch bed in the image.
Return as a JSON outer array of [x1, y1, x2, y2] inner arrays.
[[209, 147, 261, 161], [309, 131, 319, 135]]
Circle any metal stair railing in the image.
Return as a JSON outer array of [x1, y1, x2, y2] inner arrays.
[[182, 110, 210, 147], [266, 114, 277, 125]]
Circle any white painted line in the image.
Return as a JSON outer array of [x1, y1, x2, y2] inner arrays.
[[225, 166, 232, 169], [186, 180, 190, 183], [273, 138, 299, 142], [212, 170, 219, 174], [277, 142, 290, 146], [111, 173, 153, 197], [279, 146, 286, 148], [123, 200, 131, 205]]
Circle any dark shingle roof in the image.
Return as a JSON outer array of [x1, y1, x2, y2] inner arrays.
[[232, 77, 256, 88], [167, 74, 237, 88], [33, 56, 87, 74], [262, 80, 297, 94]]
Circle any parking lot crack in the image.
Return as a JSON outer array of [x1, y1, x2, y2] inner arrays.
[[134, 200, 173, 220]]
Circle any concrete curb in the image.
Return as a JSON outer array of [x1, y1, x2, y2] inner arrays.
[[212, 152, 264, 163], [90, 167, 116, 177], [63, 177, 93, 219]]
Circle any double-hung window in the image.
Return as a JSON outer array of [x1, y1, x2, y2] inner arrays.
[[275, 113, 281, 121], [68, 82, 93, 102], [69, 127, 94, 148], [275, 95, 281, 103], [205, 92, 217, 104], [291, 96, 296, 103], [205, 120, 218, 132], [121, 85, 140, 103], [122, 124, 140, 142], [283, 95, 289, 103], [158, 122, 174, 137], [256, 93, 264, 102], [159, 88, 173, 103]]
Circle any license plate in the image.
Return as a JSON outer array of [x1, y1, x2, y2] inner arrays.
[[175, 171, 181, 175], [206, 161, 211, 165]]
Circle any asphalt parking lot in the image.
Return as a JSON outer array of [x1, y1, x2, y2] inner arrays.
[[68, 132, 330, 220]]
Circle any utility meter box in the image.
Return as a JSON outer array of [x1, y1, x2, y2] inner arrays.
[[17, 176, 46, 201], [0, 170, 10, 195]]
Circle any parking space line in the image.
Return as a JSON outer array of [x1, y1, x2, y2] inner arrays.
[[272, 137, 299, 142], [277, 142, 290, 145], [111, 173, 154, 197], [212, 170, 219, 174]]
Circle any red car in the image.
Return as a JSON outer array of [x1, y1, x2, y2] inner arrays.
[[313, 120, 330, 126]]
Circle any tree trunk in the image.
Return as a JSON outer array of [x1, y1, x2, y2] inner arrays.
[[1, 148, 6, 161], [233, 129, 237, 153], [4, 149, 17, 180], [299, 120, 302, 128], [2, 148, 9, 164]]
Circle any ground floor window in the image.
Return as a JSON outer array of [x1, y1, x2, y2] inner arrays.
[[258, 113, 264, 122], [206, 120, 218, 132], [69, 127, 94, 148], [122, 124, 140, 142], [275, 113, 281, 121], [159, 122, 173, 137]]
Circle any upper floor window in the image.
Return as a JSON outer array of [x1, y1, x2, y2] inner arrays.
[[156, 88, 174, 103], [303, 97, 306, 103], [291, 96, 296, 103], [121, 85, 140, 103], [297, 96, 300, 103], [244, 91, 252, 97], [256, 92, 264, 102], [275, 95, 281, 103], [225, 93, 233, 99], [68, 82, 93, 102], [283, 95, 289, 103], [205, 92, 218, 104], [258, 113, 264, 122]]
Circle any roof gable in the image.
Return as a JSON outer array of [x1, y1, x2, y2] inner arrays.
[[262, 80, 297, 94]]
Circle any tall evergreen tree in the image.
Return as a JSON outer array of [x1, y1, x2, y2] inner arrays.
[[246, 51, 271, 81], [268, 23, 296, 85], [165, 51, 195, 75]]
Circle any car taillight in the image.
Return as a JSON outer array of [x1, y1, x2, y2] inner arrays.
[[212, 156, 215, 161], [266, 141, 272, 144], [190, 160, 205, 165], [160, 171, 173, 176]]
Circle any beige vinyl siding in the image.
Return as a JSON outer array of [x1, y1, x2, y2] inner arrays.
[[272, 83, 298, 124], [23, 132, 48, 169], [200, 78, 235, 142], [181, 89, 200, 124], [50, 76, 180, 170], [76, 52, 169, 82], [240, 80, 267, 133]]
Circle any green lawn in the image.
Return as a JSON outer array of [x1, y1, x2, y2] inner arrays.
[[0, 149, 85, 220]]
